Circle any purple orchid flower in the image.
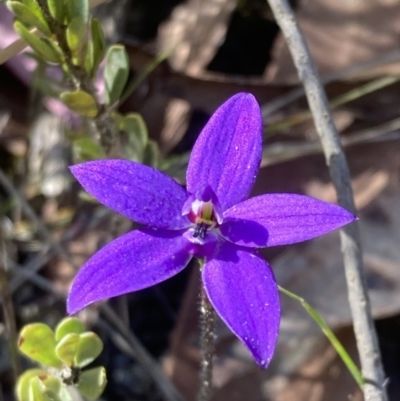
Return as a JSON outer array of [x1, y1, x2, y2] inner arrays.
[[67, 93, 356, 368]]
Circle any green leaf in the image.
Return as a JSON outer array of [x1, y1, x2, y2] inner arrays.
[[66, 17, 88, 61], [122, 113, 148, 152], [58, 387, 72, 401], [73, 136, 105, 161], [74, 332, 103, 368], [40, 376, 62, 396], [16, 369, 47, 401], [66, 0, 89, 23], [8, 1, 51, 36], [47, 0, 65, 23], [29, 376, 61, 401], [13, 21, 62, 64], [55, 317, 86, 341], [60, 90, 98, 117], [120, 49, 171, 104], [85, 18, 105, 76], [18, 323, 61, 368], [119, 113, 148, 161], [104, 45, 129, 105], [278, 285, 364, 389], [143, 140, 160, 168], [55, 333, 80, 366], [76, 367, 107, 400]]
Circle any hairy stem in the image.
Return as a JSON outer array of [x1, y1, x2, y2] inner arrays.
[[35, 0, 117, 154], [197, 283, 215, 401], [266, 1, 387, 400]]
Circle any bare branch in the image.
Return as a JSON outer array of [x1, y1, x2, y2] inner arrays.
[[266, 1, 388, 400]]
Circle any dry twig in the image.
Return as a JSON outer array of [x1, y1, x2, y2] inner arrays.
[[266, 1, 388, 400]]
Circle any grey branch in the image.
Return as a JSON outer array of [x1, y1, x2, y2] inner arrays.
[[266, 1, 388, 400]]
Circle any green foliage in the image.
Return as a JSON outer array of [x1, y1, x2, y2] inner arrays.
[[77, 367, 107, 400], [13, 21, 62, 63], [18, 323, 61, 368], [55, 317, 86, 341], [16, 369, 48, 401], [66, 17, 88, 63], [72, 135, 106, 161], [7, 1, 51, 36], [55, 333, 80, 367], [47, 0, 65, 23], [143, 140, 160, 168], [16, 318, 107, 401], [85, 18, 106, 77], [117, 112, 148, 161], [29, 376, 61, 401], [8, 0, 161, 167], [104, 45, 130, 105], [65, 0, 89, 23], [74, 332, 103, 368], [60, 90, 98, 117]]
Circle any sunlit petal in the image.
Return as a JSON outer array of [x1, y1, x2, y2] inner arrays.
[[221, 193, 356, 247], [70, 160, 190, 230], [202, 241, 280, 368], [186, 93, 262, 211], [67, 228, 192, 314]]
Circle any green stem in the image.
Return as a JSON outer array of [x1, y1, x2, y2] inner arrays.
[[119, 49, 172, 104], [278, 285, 364, 389]]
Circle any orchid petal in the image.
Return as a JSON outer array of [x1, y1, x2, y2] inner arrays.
[[67, 228, 192, 314], [202, 241, 280, 368], [221, 193, 356, 247], [70, 160, 190, 230], [186, 93, 262, 211]]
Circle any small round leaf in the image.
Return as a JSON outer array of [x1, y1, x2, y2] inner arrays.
[[16, 369, 47, 401], [74, 332, 103, 368], [55, 333, 80, 366], [29, 376, 61, 401], [18, 323, 61, 368], [60, 90, 98, 117], [76, 367, 107, 400], [40, 375, 62, 396], [72, 136, 105, 161], [55, 317, 86, 341]]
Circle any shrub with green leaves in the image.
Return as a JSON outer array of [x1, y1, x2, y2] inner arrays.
[[16, 317, 106, 401]]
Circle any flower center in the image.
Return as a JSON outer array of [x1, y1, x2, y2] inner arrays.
[[182, 185, 223, 240], [191, 200, 215, 239]]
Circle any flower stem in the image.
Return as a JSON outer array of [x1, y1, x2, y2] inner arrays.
[[197, 269, 215, 401]]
